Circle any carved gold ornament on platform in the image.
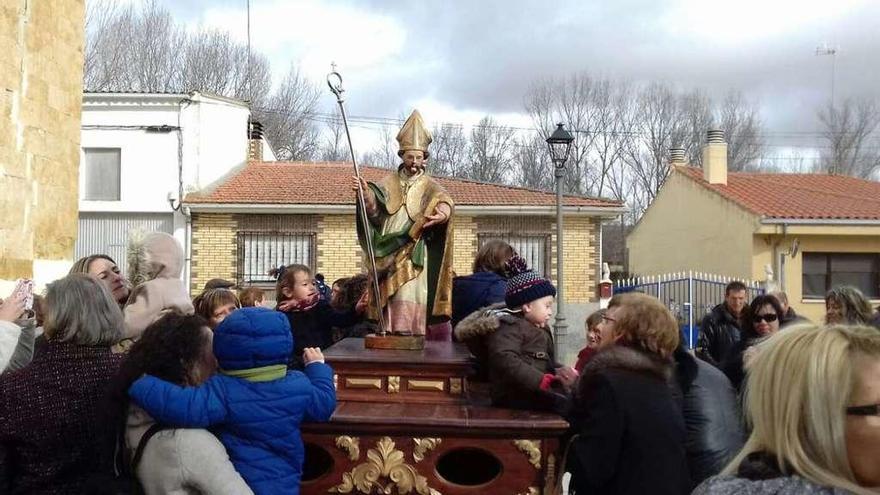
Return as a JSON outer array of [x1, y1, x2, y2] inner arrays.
[[329, 436, 441, 495], [513, 439, 542, 469]]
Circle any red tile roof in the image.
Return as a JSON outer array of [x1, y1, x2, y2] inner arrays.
[[185, 161, 624, 208], [677, 166, 880, 220]]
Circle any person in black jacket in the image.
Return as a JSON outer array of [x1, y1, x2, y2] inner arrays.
[[720, 294, 784, 391], [673, 346, 744, 488], [567, 292, 690, 495], [769, 290, 810, 327], [695, 281, 748, 367]]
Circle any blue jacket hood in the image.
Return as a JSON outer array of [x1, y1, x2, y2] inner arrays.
[[451, 271, 507, 326], [213, 307, 292, 370]]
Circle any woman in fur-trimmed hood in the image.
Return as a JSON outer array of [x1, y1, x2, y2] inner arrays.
[[123, 231, 194, 340], [566, 292, 690, 495]]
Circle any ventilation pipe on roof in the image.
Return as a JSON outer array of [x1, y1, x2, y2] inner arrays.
[[669, 147, 687, 166], [702, 128, 728, 185], [248, 121, 264, 162]]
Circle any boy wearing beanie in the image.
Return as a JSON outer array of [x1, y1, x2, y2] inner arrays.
[[128, 307, 336, 495], [486, 256, 577, 413]]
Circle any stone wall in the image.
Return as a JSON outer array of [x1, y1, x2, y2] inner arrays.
[[0, 0, 85, 288]]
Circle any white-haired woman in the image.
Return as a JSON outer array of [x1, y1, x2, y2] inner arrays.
[[0, 274, 124, 494], [694, 324, 880, 494]]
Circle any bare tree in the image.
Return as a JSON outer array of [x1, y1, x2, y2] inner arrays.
[[592, 81, 634, 198], [128, 0, 185, 92], [759, 149, 815, 173], [817, 97, 880, 178], [513, 135, 553, 191], [84, 0, 132, 91], [718, 91, 764, 171], [180, 29, 237, 95], [677, 89, 714, 166], [467, 116, 516, 184], [620, 82, 689, 214], [525, 73, 603, 195], [259, 64, 321, 161], [361, 125, 399, 170], [430, 124, 468, 177], [317, 111, 347, 162]]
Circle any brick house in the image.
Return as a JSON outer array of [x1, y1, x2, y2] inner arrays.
[[184, 160, 624, 322]]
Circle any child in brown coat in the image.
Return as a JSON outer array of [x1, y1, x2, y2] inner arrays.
[[486, 256, 577, 413]]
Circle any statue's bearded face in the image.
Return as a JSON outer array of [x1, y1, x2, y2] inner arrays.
[[401, 150, 426, 175]]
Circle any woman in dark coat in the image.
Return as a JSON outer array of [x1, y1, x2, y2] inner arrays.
[[451, 240, 514, 328], [0, 274, 125, 494], [720, 294, 784, 391], [567, 292, 690, 495], [673, 345, 744, 487]]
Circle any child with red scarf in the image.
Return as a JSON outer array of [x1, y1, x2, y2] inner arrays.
[[274, 265, 364, 369]]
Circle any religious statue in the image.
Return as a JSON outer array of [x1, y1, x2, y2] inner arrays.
[[352, 110, 455, 340]]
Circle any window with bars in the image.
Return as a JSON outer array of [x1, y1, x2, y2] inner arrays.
[[802, 252, 880, 299], [478, 234, 550, 277], [237, 232, 316, 285]]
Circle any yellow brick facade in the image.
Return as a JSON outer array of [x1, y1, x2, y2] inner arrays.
[[1, 0, 85, 286], [190, 213, 237, 295], [316, 215, 362, 284], [554, 216, 598, 304], [189, 212, 599, 305], [451, 215, 477, 276]]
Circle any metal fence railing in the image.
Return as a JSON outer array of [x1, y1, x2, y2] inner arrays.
[[615, 272, 765, 348]]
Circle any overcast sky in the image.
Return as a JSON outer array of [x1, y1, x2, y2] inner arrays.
[[136, 0, 880, 164]]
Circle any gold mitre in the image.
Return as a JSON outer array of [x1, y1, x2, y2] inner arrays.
[[396, 110, 433, 157]]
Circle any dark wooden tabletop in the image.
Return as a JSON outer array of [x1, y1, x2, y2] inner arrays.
[[325, 338, 475, 365], [303, 401, 569, 436]]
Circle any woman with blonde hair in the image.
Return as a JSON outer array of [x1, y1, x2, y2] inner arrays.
[[694, 324, 880, 494]]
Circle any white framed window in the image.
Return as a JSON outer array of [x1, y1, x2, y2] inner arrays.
[[237, 232, 316, 285], [478, 234, 550, 277]]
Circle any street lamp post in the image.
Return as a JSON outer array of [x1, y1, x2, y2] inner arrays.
[[546, 123, 574, 359]]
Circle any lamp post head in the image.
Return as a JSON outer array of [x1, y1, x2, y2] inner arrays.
[[546, 123, 574, 169]]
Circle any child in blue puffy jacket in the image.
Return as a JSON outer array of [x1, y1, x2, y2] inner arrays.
[[128, 307, 336, 495]]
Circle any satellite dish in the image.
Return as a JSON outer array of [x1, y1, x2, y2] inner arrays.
[[790, 238, 800, 258]]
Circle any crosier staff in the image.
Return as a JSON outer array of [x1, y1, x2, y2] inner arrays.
[[326, 68, 388, 335]]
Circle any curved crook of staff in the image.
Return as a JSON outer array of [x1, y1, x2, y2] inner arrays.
[[326, 67, 388, 335]]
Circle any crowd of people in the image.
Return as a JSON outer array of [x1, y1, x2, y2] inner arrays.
[[0, 234, 878, 494]]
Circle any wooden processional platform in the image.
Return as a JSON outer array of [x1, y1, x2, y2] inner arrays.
[[300, 338, 569, 495]]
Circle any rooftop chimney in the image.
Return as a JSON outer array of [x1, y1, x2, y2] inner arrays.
[[248, 121, 264, 161], [669, 147, 687, 166], [702, 128, 727, 185]]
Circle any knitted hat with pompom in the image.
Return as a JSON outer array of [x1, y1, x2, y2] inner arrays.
[[504, 255, 556, 309]]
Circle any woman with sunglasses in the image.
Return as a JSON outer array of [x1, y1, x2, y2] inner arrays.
[[721, 295, 784, 391], [694, 324, 880, 494]]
